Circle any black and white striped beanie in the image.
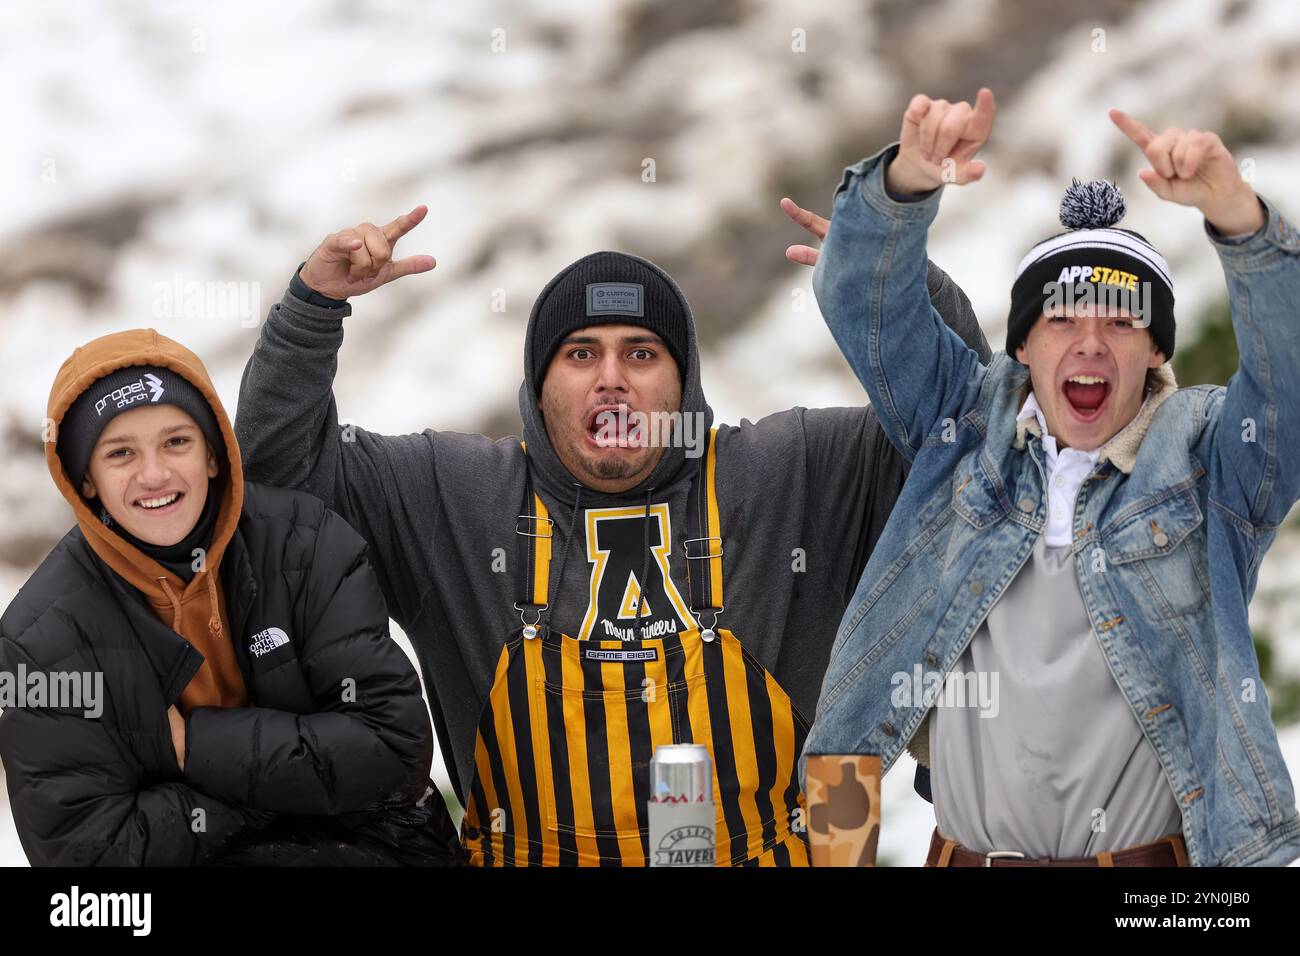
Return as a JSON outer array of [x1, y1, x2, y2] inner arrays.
[[1006, 179, 1175, 361]]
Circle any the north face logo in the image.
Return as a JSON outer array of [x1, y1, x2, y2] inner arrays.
[[249, 626, 290, 658]]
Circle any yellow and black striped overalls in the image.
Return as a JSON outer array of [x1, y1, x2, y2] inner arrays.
[[461, 429, 810, 865]]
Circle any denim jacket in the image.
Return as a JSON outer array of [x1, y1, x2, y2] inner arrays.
[[804, 143, 1300, 866]]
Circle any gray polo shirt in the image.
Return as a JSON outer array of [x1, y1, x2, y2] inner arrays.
[[929, 396, 1184, 858]]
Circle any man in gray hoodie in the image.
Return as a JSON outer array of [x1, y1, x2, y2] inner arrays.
[[235, 203, 989, 865]]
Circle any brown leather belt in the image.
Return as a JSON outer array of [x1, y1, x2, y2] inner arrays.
[[925, 827, 1189, 867]]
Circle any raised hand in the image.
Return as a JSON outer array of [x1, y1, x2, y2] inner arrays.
[[887, 88, 995, 195], [780, 197, 828, 267], [299, 204, 437, 300], [1109, 110, 1264, 236]]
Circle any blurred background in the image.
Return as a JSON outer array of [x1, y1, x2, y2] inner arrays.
[[3, 0, 1300, 866]]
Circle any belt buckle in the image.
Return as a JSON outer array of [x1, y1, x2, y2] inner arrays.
[[983, 850, 1026, 866]]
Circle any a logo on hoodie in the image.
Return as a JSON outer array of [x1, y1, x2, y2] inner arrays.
[[579, 504, 694, 641], [249, 626, 291, 658], [94, 373, 165, 416]]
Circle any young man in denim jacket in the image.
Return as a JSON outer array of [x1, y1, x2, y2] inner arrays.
[[802, 87, 1300, 866]]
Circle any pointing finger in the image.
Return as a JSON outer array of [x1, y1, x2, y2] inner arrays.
[[1109, 109, 1154, 149], [383, 204, 429, 243], [785, 244, 819, 267], [966, 87, 996, 142], [780, 197, 829, 241], [386, 254, 437, 281]]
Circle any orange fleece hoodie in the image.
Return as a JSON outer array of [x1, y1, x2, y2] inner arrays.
[[45, 329, 248, 713]]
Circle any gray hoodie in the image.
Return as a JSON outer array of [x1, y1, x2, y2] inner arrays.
[[234, 256, 989, 804]]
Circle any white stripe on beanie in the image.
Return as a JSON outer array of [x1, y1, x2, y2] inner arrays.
[[1014, 227, 1173, 289]]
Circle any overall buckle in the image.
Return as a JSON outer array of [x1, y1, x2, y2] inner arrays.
[[513, 602, 547, 639], [692, 606, 724, 642], [683, 535, 723, 560], [515, 515, 554, 538]]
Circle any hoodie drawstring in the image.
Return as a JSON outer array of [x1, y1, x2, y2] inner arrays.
[[156, 576, 183, 633], [156, 572, 222, 639], [205, 572, 222, 638], [544, 483, 583, 635], [631, 488, 654, 621]]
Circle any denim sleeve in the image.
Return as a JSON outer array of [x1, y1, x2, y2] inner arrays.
[[811, 142, 988, 464], [1198, 196, 1300, 534]]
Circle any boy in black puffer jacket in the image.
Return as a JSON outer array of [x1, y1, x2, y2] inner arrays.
[[0, 328, 462, 865]]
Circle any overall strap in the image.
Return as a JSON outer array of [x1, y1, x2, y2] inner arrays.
[[684, 427, 723, 636], [514, 445, 553, 636]]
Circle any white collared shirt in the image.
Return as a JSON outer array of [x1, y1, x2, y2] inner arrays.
[[1016, 391, 1101, 546]]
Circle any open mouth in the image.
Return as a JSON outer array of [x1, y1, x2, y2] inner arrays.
[[133, 491, 184, 515], [1060, 374, 1111, 424], [586, 404, 639, 449]]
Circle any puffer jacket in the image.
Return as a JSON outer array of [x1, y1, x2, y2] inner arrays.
[[0, 329, 460, 865]]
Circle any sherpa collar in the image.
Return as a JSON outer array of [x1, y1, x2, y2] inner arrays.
[[1012, 363, 1179, 474]]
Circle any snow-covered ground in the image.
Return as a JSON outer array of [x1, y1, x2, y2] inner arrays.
[[3, 0, 1300, 866]]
